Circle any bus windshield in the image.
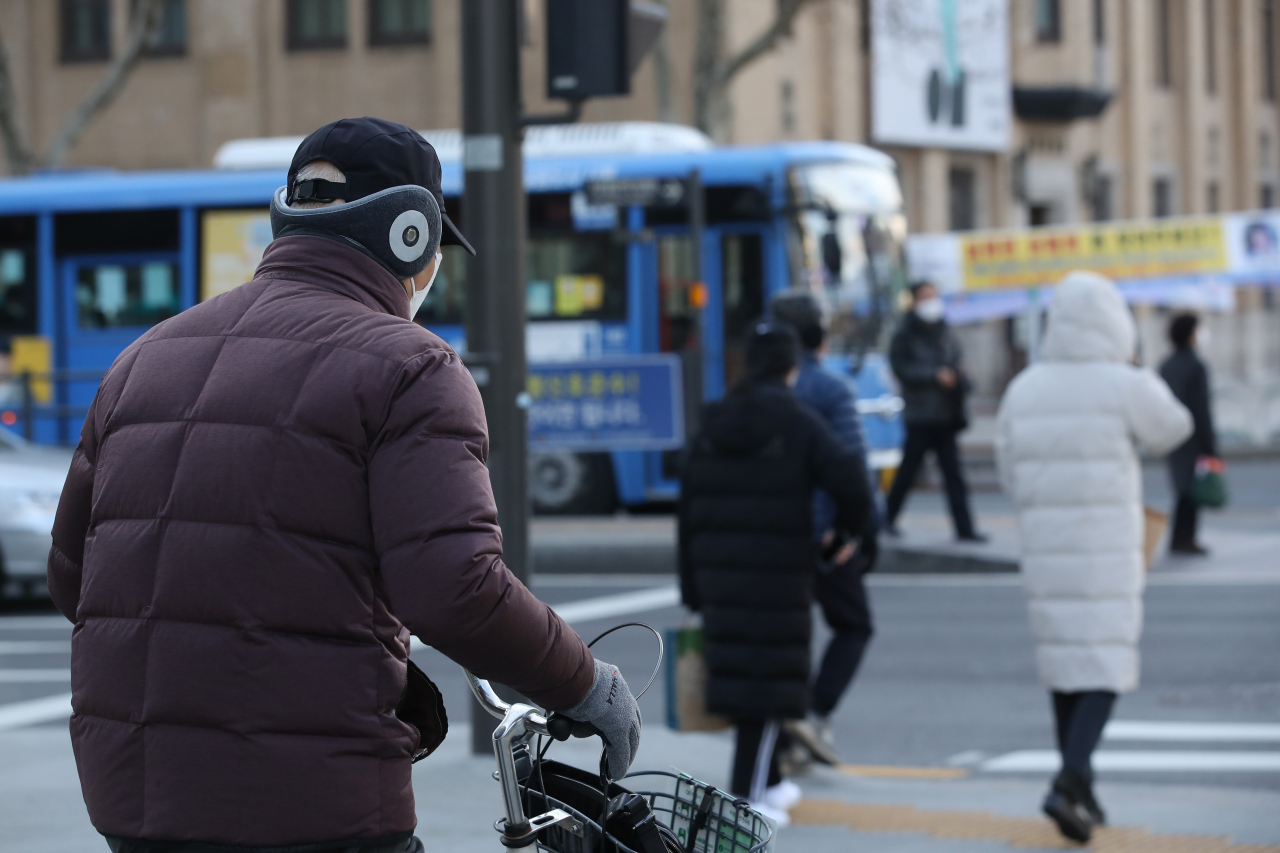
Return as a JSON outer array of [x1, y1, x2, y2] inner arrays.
[[787, 162, 908, 353]]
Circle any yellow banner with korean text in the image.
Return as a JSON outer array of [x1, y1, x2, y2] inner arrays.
[[960, 216, 1228, 291]]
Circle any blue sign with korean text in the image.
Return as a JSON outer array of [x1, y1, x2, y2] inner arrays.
[[527, 354, 684, 451]]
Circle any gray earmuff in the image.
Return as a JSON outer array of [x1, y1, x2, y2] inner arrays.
[[270, 184, 442, 279]]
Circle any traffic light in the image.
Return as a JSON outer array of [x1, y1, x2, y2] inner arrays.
[[546, 0, 667, 101]]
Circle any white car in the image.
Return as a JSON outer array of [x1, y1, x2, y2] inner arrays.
[[0, 426, 72, 598]]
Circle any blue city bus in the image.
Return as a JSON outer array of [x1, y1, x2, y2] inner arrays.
[[0, 123, 906, 512]]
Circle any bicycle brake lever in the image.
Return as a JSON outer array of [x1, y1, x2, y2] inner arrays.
[[545, 712, 601, 742]]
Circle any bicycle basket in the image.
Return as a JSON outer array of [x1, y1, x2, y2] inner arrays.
[[519, 760, 773, 853]]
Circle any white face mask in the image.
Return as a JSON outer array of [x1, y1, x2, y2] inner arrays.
[[408, 252, 443, 320], [915, 296, 946, 323]]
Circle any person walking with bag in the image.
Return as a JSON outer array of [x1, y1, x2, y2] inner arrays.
[[996, 272, 1192, 843], [1159, 313, 1220, 555], [769, 290, 879, 767], [884, 281, 985, 541], [678, 322, 872, 826]]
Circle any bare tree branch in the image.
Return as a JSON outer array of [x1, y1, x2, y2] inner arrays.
[[693, 0, 821, 136], [0, 34, 33, 176], [44, 0, 165, 169], [712, 0, 818, 93]]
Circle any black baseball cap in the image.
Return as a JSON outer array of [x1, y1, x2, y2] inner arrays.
[[288, 117, 475, 255]]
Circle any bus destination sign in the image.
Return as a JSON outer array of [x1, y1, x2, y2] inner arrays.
[[584, 177, 687, 208]]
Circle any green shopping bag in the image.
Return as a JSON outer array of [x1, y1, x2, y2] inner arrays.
[[1192, 457, 1228, 508], [665, 624, 730, 732]]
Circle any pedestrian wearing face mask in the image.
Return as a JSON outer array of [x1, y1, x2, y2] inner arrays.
[[47, 118, 640, 853], [883, 281, 985, 541]]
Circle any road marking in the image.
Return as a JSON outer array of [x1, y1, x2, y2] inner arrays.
[[411, 585, 680, 651], [791, 798, 1280, 852], [1105, 720, 1280, 742], [551, 585, 680, 624], [0, 640, 71, 654], [0, 616, 69, 629], [0, 692, 72, 731], [838, 764, 967, 780], [982, 749, 1280, 772], [0, 668, 70, 682]]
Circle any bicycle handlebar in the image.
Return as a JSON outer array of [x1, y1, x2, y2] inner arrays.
[[463, 669, 552, 737]]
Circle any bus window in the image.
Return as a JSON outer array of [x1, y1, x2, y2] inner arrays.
[[75, 261, 181, 330], [657, 235, 698, 352], [0, 216, 37, 350], [56, 209, 180, 255], [722, 233, 764, 388], [526, 234, 625, 321], [201, 209, 272, 301]]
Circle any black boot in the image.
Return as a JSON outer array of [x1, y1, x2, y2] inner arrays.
[[1042, 769, 1096, 843]]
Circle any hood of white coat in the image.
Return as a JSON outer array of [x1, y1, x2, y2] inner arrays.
[[1041, 271, 1136, 363]]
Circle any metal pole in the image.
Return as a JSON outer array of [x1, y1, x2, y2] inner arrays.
[[683, 169, 705, 444], [19, 371, 34, 441], [462, 0, 530, 755]]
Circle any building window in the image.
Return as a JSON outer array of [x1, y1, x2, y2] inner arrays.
[[135, 0, 187, 57], [1094, 0, 1105, 44], [369, 0, 431, 46], [1264, 0, 1278, 100], [949, 167, 976, 231], [1035, 0, 1061, 43], [1205, 0, 1217, 94], [1262, 130, 1273, 170], [1155, 0, 1173, 87], [1206, 181, 1220, 213], [1262, 184, 1276, 208], [287, 0, 347, 51], [780, 79, 796, 136], [1153, 177, 1174, 217], [60, 0, 111, 63]]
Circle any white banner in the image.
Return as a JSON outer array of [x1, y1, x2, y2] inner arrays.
[[872, 0, 1011, 151]]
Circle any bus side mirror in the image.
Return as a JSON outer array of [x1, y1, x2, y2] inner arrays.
[[821, 232, 843, 280]]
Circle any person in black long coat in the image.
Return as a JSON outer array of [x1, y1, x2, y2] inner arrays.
[[678, 322, 872, 819], [1159, 313, 1218, 554]]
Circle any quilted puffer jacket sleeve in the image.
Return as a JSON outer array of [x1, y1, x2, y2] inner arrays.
[[48, 398, 100, 622], [1123, 367, 1194, 455], [369, 348, 594, 711]]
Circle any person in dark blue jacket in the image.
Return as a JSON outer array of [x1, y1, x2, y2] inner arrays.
[[770, 290, 879, 767]]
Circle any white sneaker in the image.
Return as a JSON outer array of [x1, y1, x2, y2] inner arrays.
[[747, 800, 792, 828], [763, 778, 803, 811], [784, 715, 840, 766]]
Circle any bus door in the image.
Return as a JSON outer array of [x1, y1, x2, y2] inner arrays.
[[58, 252, 183, 440], [638, 224, 768, 499]]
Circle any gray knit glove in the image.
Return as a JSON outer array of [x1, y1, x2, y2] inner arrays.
[[563, 659, 642, 780]]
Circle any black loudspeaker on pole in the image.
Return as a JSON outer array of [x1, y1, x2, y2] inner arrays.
[[462, 0, 530, 755]]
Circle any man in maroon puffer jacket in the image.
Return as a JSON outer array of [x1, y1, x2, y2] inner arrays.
[[48, 117, 640, 853]]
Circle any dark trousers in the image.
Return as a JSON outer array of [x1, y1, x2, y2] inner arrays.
[[812, 564, 874, 717], [1051, 690, 1116, 781], [885, 425, 976, 537], [106, 834, 422, 853], [1171, 494, 1199, 546], [731, 720, 785, 799]]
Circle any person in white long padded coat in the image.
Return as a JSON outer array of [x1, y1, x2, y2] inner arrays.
[[996, 271, 1191, 843]]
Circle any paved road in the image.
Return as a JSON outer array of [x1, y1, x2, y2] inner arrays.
[[2, 459, 1277, 851]]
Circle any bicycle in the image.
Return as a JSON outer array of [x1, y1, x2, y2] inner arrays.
[[464, 669, 774, 852]]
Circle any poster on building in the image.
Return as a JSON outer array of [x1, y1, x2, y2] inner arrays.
[[871, 0, 1011, 151], [201, 209, 273, 301]]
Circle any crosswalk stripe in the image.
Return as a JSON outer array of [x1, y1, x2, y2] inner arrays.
[[0, 640, 71, 655], [983, 749, 1280, 772], [1105, 720, 1280, 742], [0, 669, 70, 682], [0, 692, 72, 731]]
